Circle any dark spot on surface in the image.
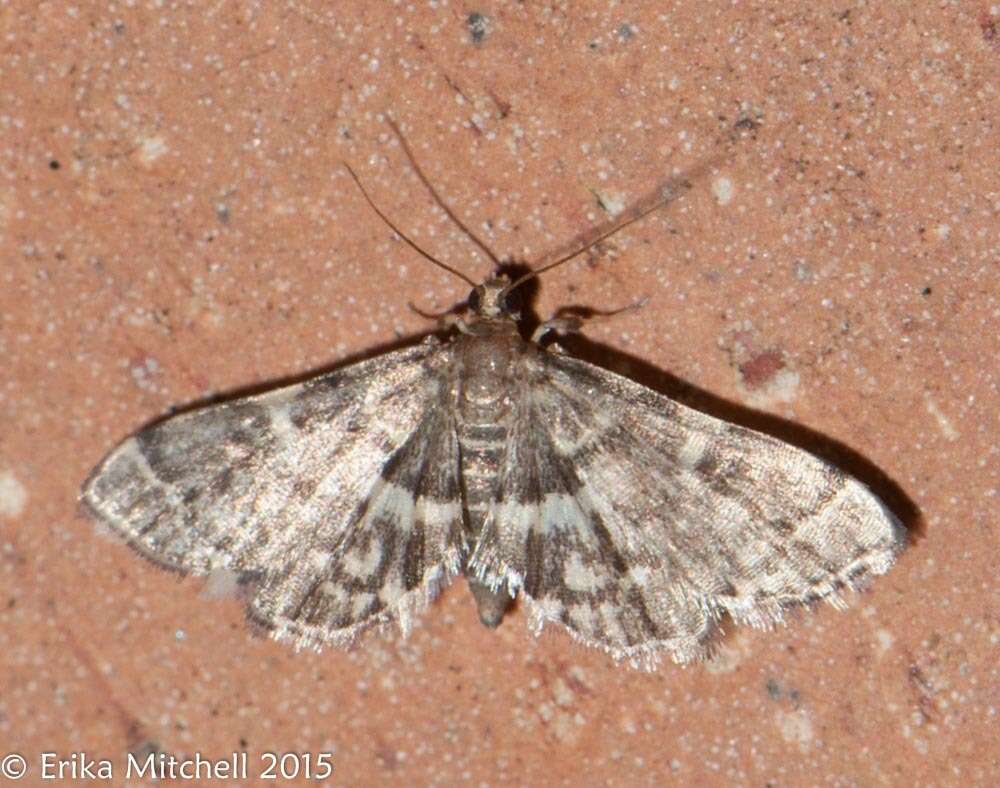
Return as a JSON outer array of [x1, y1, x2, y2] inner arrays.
[[49, 159, 60, 170], [128, 739, 163, 766], [739, 350, 785, 390], [733, 115, 761, 135], [921, 286, 932, 296], [375, 742, 400, 770], [980, 13, 999, 48], [617, 22, 636, 41], [766, 678, 802, 707], [487, 89, 511, 118], [467, 12, 489, 44]]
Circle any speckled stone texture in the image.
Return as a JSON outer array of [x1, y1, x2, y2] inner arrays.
[[1, 2, 997, 785]]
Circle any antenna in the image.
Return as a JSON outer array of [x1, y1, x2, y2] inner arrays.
[[501, 150, 727, 299], [342, 162, 476, 287], [350, 120, 731, 297], [385, 117, 501, 271], [501, 176, 690, 298]]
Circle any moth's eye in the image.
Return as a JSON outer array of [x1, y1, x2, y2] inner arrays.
[[468, 287, 482, 312], [501, 288, 520, 314]]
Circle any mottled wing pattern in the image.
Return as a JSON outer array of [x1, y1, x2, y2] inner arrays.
[[82, 341, 465, 649], [470, 351, 905, 666]]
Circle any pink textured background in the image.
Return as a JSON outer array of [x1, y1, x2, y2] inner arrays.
[[2, 3, 997, 785]]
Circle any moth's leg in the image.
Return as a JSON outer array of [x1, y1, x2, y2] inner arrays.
[[531, 298, 648, 344], [408, 302, 476, 335], [531, 315, 584, 345], [408, 301, 468, 333]]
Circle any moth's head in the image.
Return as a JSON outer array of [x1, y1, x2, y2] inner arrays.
[[468, 276, 521, 320]]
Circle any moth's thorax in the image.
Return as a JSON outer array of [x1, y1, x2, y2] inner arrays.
[[453, 325, 526, 412]]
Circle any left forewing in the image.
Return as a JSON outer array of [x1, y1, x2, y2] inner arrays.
[[82, 341, 465, 648]]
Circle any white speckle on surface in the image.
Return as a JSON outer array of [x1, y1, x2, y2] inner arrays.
[[552, 677, 575, 706], [875, 628, 895, 658], [0, 470, 28, 518], [924, 395, 959, 440], [712, 176, 734, 205], [0, 187, 11, 228], [704, 640, 745, 674], [130, 356, 162, 392], [594, 190, 626, 216], [793, 260, 814, 282], [777, 709, 814, 751], [551, 709, 582, 743], [743, 368, 800, 408], [136, 135, 168, 166]]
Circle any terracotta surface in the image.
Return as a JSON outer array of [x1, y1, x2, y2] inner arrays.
[[2, 2, 997, 786]]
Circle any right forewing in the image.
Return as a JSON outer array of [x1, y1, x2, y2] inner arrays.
[[471, 350, 904, 666]]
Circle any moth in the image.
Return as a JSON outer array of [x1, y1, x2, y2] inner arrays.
[[82, 150, 905, 668]]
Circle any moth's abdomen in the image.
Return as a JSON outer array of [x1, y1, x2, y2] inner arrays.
[[457, 421, 507, 539], [457, 417, 519, 626]]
